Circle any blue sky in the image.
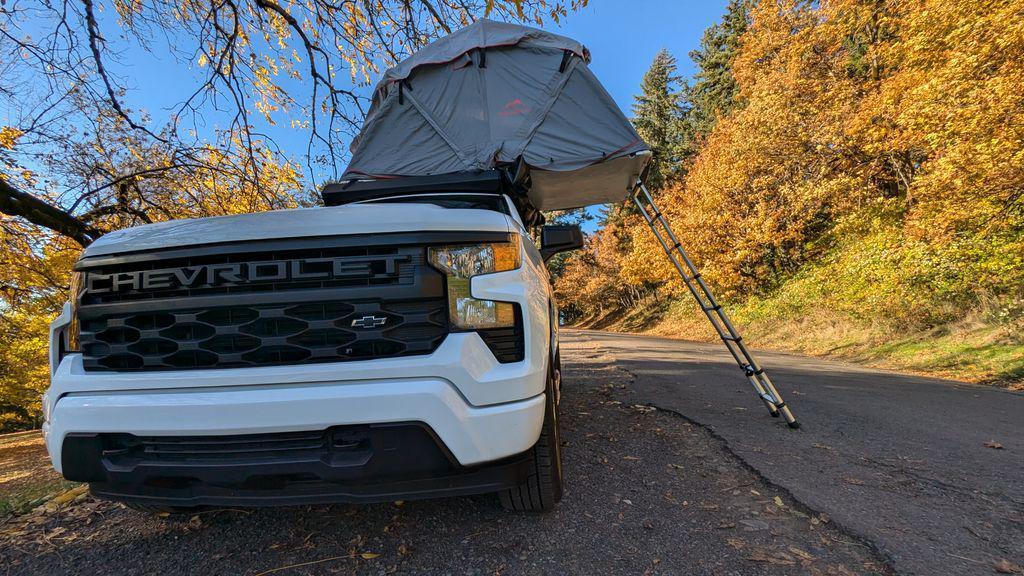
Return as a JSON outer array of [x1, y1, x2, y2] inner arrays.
[[111, 0, 726, 159], [554, 0, 728, 111], [29, 0, 729, 230], [551, 0, 729, 229]]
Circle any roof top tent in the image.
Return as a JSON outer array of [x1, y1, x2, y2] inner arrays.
[[321, 18, 652, 216], [323, 19, 799, 430]]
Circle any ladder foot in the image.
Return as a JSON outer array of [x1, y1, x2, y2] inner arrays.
[[770, 410, 781, 418], [787, 421, 801, 430]]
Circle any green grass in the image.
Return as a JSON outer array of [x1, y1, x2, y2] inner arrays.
[[0, 431, 80, 517], [0, 477, 78, 517], [868, 332, 1024, 385]]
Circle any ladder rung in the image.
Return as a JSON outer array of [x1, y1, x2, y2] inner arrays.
[[633, 179, 797, 428]]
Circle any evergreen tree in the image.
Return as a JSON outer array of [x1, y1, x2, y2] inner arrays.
[[682, 0, 754, 154], [632, 49, 684, 193]]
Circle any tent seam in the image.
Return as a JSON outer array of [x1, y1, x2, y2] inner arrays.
[[403, 88, 476, 171], [511, 56, 579, 163]]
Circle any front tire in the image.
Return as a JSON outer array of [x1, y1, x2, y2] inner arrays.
[[499, 358, 563, 512]]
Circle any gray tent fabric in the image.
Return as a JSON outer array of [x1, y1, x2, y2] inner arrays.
[[343, 18, 651, 211]]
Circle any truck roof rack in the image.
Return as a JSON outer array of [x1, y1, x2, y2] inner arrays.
[[321, 163, 546, 227], [321, 170, 504, 206]]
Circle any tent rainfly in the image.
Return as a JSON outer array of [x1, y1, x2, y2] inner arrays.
[[334, 18, 651, 212]]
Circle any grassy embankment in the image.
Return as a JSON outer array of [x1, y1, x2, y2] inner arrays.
[[578, 231, 1024, 389]]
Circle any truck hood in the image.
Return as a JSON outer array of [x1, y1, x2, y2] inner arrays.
[[82, 204, 513, 258]]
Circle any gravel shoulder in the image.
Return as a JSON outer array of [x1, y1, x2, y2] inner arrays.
[[0, 341, 890, 575]]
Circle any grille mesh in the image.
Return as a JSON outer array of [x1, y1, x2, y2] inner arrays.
[[81, 299, 446, 371]]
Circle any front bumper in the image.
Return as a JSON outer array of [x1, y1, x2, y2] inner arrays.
[[44, 329, 547, 472], [44, 373, 544, 472], [65, 424, 536, 507]]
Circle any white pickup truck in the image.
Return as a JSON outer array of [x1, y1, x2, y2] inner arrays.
[[44, 18, 657, 513], [45, 172, 584, 512]]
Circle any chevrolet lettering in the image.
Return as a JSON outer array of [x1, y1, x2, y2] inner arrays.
[[84, 254, 409, 294]]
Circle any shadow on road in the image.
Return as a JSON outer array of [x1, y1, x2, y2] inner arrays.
[[0, 351, 890, 575], [565, 330, 1023, 576]]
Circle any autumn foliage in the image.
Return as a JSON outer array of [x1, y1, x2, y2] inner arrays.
[[557, 0, 1024, 358]]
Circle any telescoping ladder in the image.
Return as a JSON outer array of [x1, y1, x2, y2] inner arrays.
[[631, 182, 800, 429]]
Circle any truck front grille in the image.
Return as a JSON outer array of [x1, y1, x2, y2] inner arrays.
[[75, 237, 453, 372], [80, 299, 446, 371]]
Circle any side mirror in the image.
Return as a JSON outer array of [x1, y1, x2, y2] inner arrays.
[[540, 225, 584, 261]]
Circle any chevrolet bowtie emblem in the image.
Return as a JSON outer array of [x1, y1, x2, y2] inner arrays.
[[351, 315, 387, 329]]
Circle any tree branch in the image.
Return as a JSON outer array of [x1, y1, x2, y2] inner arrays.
[[0, 175, 102, 247], [81, 0, 167, 142]]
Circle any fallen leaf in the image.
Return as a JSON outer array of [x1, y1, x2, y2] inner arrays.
[[727, 538, 746, 550], [623, 455, 640, 461], [739, 518, 770, 531], [773, 496, 785, 508], [994, 559, 1020, 573], [47, 485, 89, 508], [984, 440, 1004, 450], [747, 548, 795, 565], [788, 546, 815, 561], [360, 552, 380, 560]]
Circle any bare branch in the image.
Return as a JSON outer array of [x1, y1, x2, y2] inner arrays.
[[0, 174, 102, 247]]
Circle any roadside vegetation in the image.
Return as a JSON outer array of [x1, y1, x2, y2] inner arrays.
[[555, 0, 1024, 387], [0, 431, 77, 516]]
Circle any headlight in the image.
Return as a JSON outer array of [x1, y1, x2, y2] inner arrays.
[[67, 271, 83, 351], [428, 238, 521, 329]]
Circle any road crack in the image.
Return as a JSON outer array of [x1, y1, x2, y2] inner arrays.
[[570, 331, 899, 574]]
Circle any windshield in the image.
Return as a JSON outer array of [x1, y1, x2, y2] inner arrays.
[[364, 194, 510, 215]]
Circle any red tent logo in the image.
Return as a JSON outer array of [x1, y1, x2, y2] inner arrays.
[[499, 98, 529, 117]]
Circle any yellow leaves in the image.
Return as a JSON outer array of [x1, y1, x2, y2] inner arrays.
[[0, 126, 23, 150], [562, 0, 1021, 332]]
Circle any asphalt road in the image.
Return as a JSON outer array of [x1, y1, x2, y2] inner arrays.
[[0, 334, 892, 576], [564, 330, 1024, 576]]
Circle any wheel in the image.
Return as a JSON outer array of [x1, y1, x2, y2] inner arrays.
[[122, 501, 201, 516], [499, 357, 564, 512]]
